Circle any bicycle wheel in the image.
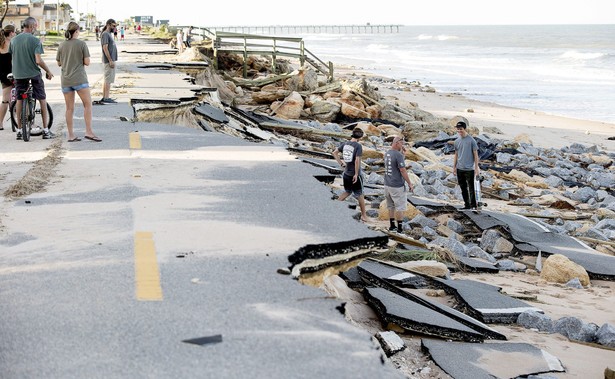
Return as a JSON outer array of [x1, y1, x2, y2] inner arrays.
[[35, 101, 53, 129], [11, 99, 53, 131], [21, 98, 32, 142], [9, 100, 16, 132]]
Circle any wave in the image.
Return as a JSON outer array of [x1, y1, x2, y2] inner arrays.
[[417, 34, 459, 41], [366, 43, 390, 52], [559, 50, 606, 61]]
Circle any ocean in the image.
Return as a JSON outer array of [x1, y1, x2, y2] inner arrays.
[[298, 24, 615, 124]]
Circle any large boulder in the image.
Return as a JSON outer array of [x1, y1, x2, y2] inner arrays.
[[540, 254, 590, 286], [287, 68, 318, 92], [378, 200, 421, 221], [377, 124, 402, 137], [310, 100, 341, 123], [517, 310, 553, 333], [362, 147, 384, 160], [252, 88, 290, 104], [553, 317, 598, 343], [480, 229, 514, 254], [596, 323, 615, 348], [398, 260, 450, 278], [271, 91, 304, 119], [355, 121, 381, 136], [340, 102, 370, 119]]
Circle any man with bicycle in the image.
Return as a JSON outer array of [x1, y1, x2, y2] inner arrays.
[[9, 16, 54, 139]]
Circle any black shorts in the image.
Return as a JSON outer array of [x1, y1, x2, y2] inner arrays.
[[342, 173, 364, 197], [15, 74, 46, 100]]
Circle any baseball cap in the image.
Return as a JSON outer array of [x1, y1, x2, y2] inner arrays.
[[455, 121, 467, 129]]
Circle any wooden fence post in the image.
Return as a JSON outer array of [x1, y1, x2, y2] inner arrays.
[[243, 37, 248, 78], [272, 39, 277, 74]]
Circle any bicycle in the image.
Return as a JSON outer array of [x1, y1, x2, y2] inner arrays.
[[7, 73, 53, 141]]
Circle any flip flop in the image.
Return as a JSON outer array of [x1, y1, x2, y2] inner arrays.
[[84, 135, 102, 142], [68, 137, 81, 142]]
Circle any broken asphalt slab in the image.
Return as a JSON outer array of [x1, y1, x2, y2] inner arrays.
[[288, 235, 388, 276], [194, 103, 230, 123], [421, 339, 565, 379], [357, 259, 429, 288], [463, 210, 615, 280], [357, 259, 506, 341], [431, 276, 542, 323], [363, 287, 488, 342], [456, 256, 499, 273]]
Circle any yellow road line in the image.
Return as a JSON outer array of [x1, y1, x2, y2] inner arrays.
[[129, 132, 142, 149], [134, 231, 163, 301]]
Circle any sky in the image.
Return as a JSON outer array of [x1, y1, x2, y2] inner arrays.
[[17, 0, 615, 26]]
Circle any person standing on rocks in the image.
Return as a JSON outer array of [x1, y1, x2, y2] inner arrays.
[[453, 120, 480, 209], [176, 28, 184, 54], [384, 135, 414, 232], [100, 19, 118, 104], [184, 26, 193, 48], [333, 127, 368, 222]]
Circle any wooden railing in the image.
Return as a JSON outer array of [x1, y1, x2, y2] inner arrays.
[[172, 27, 334, 82], [211, 31, 333, 81]]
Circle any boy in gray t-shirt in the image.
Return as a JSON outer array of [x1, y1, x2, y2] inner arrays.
[[333, 128, 368, 222], [453, 120, 480, 209]]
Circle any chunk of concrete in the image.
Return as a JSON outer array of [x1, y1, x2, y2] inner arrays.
[[463, 210, 615, 280], [357, 259, 428, 288], [359, 260, 505, 341], [364, 287, 486, 342], [431, 277, 543, 323], [374, 331, 405, 356], [421, 339, 564, 379]]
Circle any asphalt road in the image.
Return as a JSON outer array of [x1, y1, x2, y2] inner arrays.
[[0, 32, 401, 378]]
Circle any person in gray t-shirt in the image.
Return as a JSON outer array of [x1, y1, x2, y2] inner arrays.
[[453, 120, 480, 209], [333, 127, 368, 222], [100, 18, 118, 103], [384, 135, 414, 232]]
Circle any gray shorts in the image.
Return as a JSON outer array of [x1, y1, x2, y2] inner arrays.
[[385, 185, 407, 212], [103, 63, 116, 83]]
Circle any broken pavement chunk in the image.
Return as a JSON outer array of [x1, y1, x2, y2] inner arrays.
[[182, 334, 223, 346], [194, 103, 229, 123], [375, 331, 405, 356], [288, 236, 388, 267], [363, 287, 487, 343], [421, 339, 564, 379], [357, 259, 428, 288], [463, 209, 615, 280], [431, 276, 543, 323], [358, 260, 505, 341], [456, 256, 499, 273]]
